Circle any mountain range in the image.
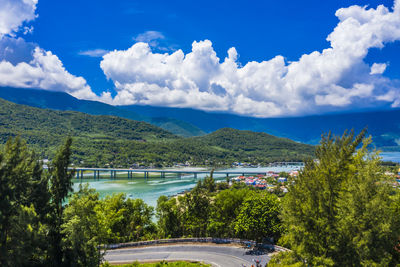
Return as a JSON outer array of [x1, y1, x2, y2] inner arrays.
[[122, 105, 400, 151], [1, 86, 399, 151], [0, 96, 313, 167], [0, 87, 204, 137]]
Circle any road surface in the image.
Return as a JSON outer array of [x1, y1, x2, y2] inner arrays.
[[104, 244, 271, 266]]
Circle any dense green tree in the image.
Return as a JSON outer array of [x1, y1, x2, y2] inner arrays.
[[48, 137, 75, 266], [234, 192, 282, 243], [62, 184, 107, 267], [5, 205, 48, 266], [203, 175, 216, 193], [267, 251, 306, 267], [99, 193, 156, 243], [156, 196, 181, 238], [178, 189, 210, 237], [0, 137, 47, 266], [274, 130, 400, 266], [207, 188, 251, 237]]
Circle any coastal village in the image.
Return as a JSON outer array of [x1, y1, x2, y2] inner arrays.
[[232, 168, 400, 193], [230, 170, 299, 193], [385, 168, 400, 189]]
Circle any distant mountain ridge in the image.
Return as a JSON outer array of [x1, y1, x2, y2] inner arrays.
[[122, 105, 400, 151], [0, 98, 313, 167], [1, 86, 399, 151], [0, 87, 205, 137]]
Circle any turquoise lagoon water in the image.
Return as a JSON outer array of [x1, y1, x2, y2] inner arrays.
[[72, 152, 400, 208], [72, 165, 302, 208]]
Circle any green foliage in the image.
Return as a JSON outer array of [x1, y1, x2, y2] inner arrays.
[[156, 184, 281, 241], [156, 196, 182, 238], [62, 184, 107, 267], [0, 136, 159, 266], [178, 189, 211, 237], [99, 193, 156, 243], [278, 130, 400, 266], [5, 130, 400, 266], [278, 171, 289, 178], [47, 137, 75, 266], [0, 98, 314, 167], [0, 137, 47, 266], [207, 188, 251, 237], [267, 251, 307, 267], [202, 176, 216, 193], [234, 193, 282, 243], [50, 137, 74, 211]]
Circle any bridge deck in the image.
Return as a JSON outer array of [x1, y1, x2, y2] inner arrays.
[[73, 168, 267, 175], [69, 164, 304, 179]]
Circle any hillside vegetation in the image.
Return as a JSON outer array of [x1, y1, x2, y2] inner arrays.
[[0, 98, 314, 167], [2, 87, 400, 150], [122, 104, 400, 151], [0, 87, 206, 137]]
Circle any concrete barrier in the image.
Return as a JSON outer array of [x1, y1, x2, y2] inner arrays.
[[104, 237, 290, 252]]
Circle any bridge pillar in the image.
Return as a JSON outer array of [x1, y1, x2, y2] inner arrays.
[[76, 171, 79, 179], [80, 170, 83, 180], [94, 170, 96, 180], [194, 173, 197, 179]]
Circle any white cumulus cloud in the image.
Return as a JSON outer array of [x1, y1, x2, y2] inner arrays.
[[370, 63, 387, 74], [0, 0, 101, 101], [0, 0, 38, 37], [100, 1, 400, 117], [0, 45, 99, 100]]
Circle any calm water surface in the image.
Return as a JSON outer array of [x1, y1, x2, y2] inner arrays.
[[72, 165, 301, 208], [73, 152, 400, 207]]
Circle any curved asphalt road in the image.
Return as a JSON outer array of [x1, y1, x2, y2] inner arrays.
[[104, 244, 271, 266]]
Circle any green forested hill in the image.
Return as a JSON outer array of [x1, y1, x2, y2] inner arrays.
[[0, 87, 206, 137], [182, 128, 315, 164], [0, 98, 314, 167]]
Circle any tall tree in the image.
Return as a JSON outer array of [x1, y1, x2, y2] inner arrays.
[[178, 189, 210, 237], [62, 184, 107, 267], [98, 193, 155, 243], [234, 192, 282, 243], [156, 196, 181, 238], [273, 130, 400, 266], [48, 137, 74, 266], [207, 187, 251, 238], [0, 137, 47, 266]]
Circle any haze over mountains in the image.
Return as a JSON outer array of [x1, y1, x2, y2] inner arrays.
[[1, 87, 400, 151]]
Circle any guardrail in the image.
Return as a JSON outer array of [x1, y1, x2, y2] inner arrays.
[[104, 237, 290, 252]]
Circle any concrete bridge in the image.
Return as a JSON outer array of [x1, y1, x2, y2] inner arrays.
[[70, 166, 302, 180]]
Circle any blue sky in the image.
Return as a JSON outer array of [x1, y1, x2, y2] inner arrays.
[[1, 0, 400, 117]]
